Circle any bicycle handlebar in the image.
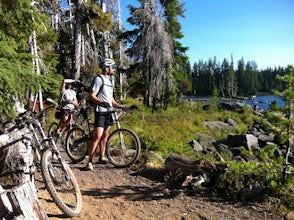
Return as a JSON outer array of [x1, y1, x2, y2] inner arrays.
[[2, 111, 34, 134], [107, 108, 125, 114], [46, 98, 59, 107]]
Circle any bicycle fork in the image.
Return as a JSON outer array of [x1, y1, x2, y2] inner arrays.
[[113, 112, 126, 150]]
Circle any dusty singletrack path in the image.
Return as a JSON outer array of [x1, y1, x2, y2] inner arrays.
[[38, 159, 283, 220]]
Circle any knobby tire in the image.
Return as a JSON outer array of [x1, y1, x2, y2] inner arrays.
[[41, 148, 83, 217], [106, 128, 141, 168], [48, 122, 58, 137], [66, 127, 89, 163]]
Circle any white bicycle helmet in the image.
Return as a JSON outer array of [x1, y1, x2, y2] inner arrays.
[[100, 58, 115, 67]]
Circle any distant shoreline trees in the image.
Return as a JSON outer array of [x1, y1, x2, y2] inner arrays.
[[190, 56, 286, 97]]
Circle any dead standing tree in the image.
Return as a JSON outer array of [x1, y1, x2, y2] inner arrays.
[[126, 0, 174, 109], [65, 0, 112, 80]]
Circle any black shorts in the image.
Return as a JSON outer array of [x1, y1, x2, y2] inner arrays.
[[94, 112, 114, 128], [62, 109, 73, 117]]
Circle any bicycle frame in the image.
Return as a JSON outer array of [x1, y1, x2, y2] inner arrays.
[[20, 112, 70, 176]]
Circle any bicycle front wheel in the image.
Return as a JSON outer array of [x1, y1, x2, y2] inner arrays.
[[41, 149, 83, 217], [106, 128, 141, 168], [66, 127, 89, 163]]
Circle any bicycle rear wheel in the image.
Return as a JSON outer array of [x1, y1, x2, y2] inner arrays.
[[106, 128, 141, 168], [48, 122, 58, 137], [66, 127, 89, 163], [41, 149, 83, 217]]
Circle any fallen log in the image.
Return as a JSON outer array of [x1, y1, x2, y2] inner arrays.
[[164, 153, 218, 174], [164, 153, 227, 187]]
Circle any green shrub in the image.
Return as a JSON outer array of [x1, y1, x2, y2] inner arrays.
[[213, 145, 294, 209]]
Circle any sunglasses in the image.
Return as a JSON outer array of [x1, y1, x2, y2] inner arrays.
[[111, 64, 116, 68]]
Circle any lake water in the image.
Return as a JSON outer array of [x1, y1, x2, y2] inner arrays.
[[245, 95, 285, 110], [186, 95, 285, 110]]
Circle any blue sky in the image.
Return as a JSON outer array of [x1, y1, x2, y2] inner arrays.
[[120, 0, 294, 70]]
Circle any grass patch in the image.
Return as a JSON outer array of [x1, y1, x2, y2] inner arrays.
[[117, 99, 259, 160]]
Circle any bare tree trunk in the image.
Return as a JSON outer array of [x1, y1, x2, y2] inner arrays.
[[74, 15, 82, 79], [67, 0, 74, 39], [90, 28, 99, 66], [163, 100, 168, 111], [29, 5, 43, 111], [73, 0, 87, 80], [219, 75, 225, 97], [81, 34, 85, 67], [152, 97, 156, 113], [283, 97, 293, 180]]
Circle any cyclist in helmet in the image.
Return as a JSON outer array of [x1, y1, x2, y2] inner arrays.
[[87, 58, 122, 170]]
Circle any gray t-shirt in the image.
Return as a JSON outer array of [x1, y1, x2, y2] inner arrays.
[[91, 74, 114, 112], [60, 88, 76, 111]]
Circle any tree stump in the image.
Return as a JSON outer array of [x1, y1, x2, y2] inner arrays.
[[0, 127, 48, 219], [0, 182, 48, 219]]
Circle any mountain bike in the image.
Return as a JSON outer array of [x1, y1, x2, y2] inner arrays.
[[3, 110, 83, 217], [48, 106, 87, 149], [65, 108, 141, 168]]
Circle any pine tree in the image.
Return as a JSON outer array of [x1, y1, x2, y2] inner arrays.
[[0, 0, 45, 118], [223, 56, 237, 97], [160, 0, 190, 102], [274, 65, 294, 179]]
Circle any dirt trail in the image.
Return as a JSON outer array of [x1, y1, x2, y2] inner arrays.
[[37, 155, 284, 220]]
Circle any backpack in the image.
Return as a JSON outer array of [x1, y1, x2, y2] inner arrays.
[[88, 75, 104, 107]]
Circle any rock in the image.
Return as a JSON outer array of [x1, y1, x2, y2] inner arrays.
[[196, 132, 217, 150], [218, 102, 245, 111], [225, 118, 237, 126], [205, 121, 231, 131], [188, 139, 203, 152], [257, 133, 275, 147], [215, 143, 233, 158], [227, 134, 258, 150], [285, 211, 294, 220]]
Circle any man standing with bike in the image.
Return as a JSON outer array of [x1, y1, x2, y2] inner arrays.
[[87, 58, 121, 170]]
